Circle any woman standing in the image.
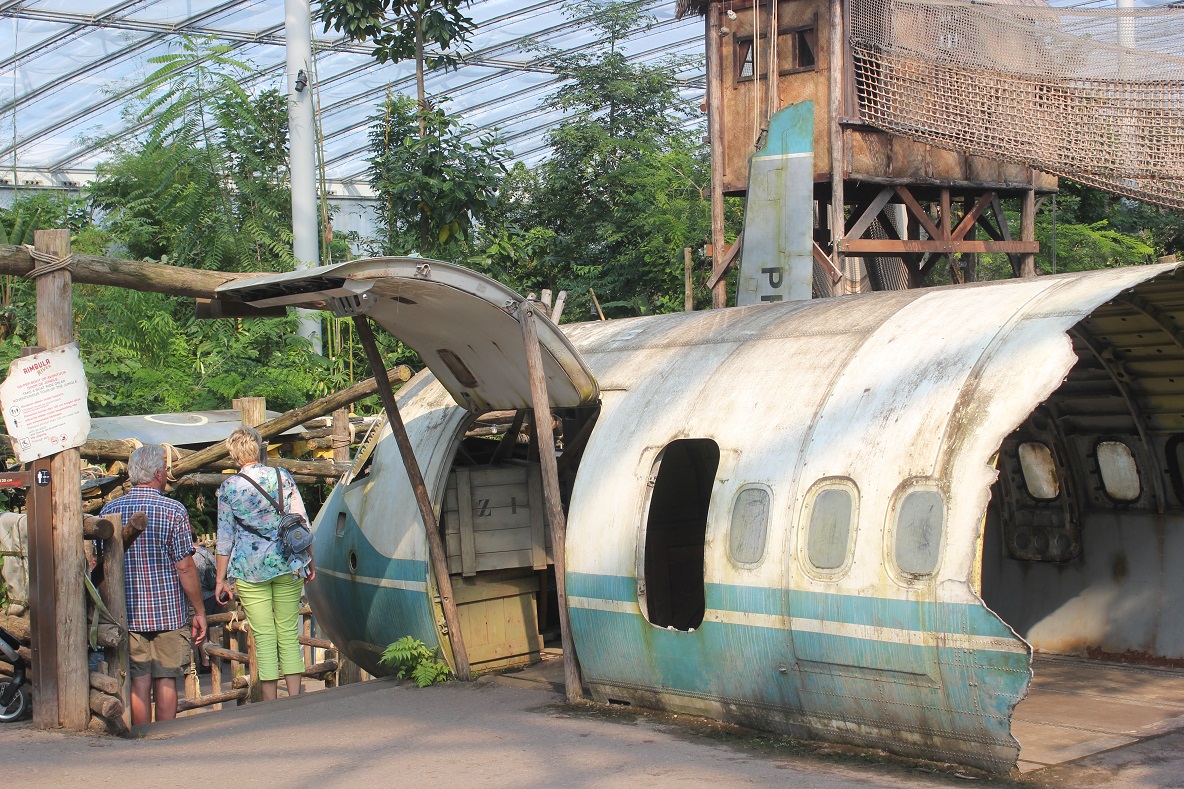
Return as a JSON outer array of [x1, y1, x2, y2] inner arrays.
[[214, 426, 314, 699]]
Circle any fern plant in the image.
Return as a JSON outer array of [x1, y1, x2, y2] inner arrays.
[[379, 636, 452, 687]]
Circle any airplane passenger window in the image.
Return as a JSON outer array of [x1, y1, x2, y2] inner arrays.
[[1097, 441, 1141, 502], [729, 486, 771, 565], [894, 490, 944, 576], [641, 438, 720, 631], [807, 488, 854, 570], [1018, 442, 1060, 500]]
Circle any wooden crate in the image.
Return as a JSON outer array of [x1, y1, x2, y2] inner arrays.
[[442, 464, 552, 575], [453, 572, 543, 672]]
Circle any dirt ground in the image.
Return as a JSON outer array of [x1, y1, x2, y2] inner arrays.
[[3, 673, 1184, 789]]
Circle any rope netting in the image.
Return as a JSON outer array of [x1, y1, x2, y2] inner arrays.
[[849, 0, 1184, 208]]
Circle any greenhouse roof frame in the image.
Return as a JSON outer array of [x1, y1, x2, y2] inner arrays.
[[0, 0, 705, 191], [0, 0, 1157, 195]]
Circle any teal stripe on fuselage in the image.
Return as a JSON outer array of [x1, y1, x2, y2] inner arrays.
[[570, 572, 1019, 639], [567, 572, 1028, 748], [307, 486, 438, 673]]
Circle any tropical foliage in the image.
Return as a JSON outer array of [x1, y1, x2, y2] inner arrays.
[[366, 94, 509, 258], [379, 635, 452, 686]]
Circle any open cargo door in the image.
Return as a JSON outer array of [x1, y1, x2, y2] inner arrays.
[[216, 257, 599, 412]]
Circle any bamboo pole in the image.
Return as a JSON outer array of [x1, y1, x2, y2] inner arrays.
[[518, 302, 583, 701], [684, 247, 694, 311], [351, 316, 471, 681]]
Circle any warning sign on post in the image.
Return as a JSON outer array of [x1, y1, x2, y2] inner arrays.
[[0, 343, 91, 464]]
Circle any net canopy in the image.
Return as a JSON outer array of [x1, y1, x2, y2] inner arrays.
[[850, 0, 1184, 208]]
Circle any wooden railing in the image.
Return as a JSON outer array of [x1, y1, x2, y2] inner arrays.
[[179, 605, 341, 713]]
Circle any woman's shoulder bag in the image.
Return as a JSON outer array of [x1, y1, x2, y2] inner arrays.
[[232, 468, 314, 560]]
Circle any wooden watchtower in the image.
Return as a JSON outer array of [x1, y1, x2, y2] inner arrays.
[[687, 0, 1056, 303]]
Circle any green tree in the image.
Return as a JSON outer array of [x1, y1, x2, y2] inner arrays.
[[89, 38, 294, 272], [316, 0, 475, 129], [366, 94, 509, 258], [496, 0, 713, 317]]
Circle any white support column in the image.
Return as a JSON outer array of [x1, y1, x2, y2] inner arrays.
[[286, 0, 322, 354]]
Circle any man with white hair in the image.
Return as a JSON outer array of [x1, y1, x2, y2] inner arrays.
[[101, 444, 207, 724]]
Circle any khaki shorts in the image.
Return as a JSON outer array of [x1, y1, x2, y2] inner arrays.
[[129, 627, 192, 679]]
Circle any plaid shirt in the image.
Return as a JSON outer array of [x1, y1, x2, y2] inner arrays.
[[101, 486, 194, 632]]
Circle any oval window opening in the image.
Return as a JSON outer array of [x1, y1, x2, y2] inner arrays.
[[807, 487, 853, 571], [894, 489, 944, 577], [729, 487, 770, 565], [1018, 442, 1060, 500], [1097, 441, 1141, 502]]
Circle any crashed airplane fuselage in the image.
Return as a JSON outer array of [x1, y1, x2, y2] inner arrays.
[[219, 258, 1184, 773]]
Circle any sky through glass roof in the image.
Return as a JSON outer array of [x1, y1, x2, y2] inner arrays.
[[0, 0, 704, 190]]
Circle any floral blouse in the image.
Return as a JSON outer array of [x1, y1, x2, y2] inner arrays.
[[216, 464, 311, 583]]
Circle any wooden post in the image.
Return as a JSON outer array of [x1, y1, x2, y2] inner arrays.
[[705, 3, 728, 309], [830, 0, 848, 293], [210, 635, 223, 710], [331, 408, 350, 463], [26, 452, 57, 728], [518, 302, 583, 702], [97, 513, 130, 730], [683, 247, 694, 312], [351, 317, 471, 681], [1019, 186, 1037, 278], [235, 396, 267, 429], [31, 229, 88, 730]]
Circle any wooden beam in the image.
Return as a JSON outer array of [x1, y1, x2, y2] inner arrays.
[[843, 187, 894, 242], [33, 229, 88, 730], [812, 241, 843, 284], [1020, 187, 1038, 277], [518, 301, 583, 702], [951, 192, 995, 244], [986, 196, 1023, 277], [705, 4, 727, 310], [684, 247, 693, 312], [829, 0, 847, 290], [0, 245, 253, 300], [26, 450, 56, 728], [705, 230, 743, 290], [166, 366, 410, 480], [489, 410, 526, 466], [894, 187, 943, 242], [842, 239, 1039, 255], [96, 513, 130, 731], [352, 316, 471, 681]]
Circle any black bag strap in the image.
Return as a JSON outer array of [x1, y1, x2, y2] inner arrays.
[[231, 469, 288, 541]]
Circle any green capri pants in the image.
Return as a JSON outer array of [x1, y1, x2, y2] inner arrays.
[[236, 573, 305, 681]]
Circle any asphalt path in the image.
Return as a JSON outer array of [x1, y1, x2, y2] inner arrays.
[[2, 674, 1182, 788]]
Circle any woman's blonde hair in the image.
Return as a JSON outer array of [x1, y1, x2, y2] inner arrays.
[[226, 426, 264, 467]]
